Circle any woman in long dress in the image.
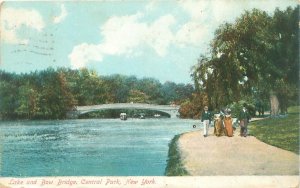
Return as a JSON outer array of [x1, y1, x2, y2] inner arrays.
[[214, 114, 223, 136], [224, 115, 233, 137], [223, 108, 233, 137]]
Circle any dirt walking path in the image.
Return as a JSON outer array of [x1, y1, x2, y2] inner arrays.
[[178, 128, 299, 175]]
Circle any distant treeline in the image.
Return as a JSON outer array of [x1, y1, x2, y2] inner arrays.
[[0, 68, 194, 120]]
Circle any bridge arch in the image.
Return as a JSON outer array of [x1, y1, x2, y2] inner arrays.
[[67, 103, 180, 118]]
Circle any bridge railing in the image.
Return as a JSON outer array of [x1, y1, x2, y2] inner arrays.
[[75, 103, 180, 111]]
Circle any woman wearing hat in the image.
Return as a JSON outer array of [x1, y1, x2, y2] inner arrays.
[[201, 106, 212, 137]]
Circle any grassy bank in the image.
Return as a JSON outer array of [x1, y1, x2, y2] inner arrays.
[[165, 134, 189, 176], [249, 106, 299, 154]]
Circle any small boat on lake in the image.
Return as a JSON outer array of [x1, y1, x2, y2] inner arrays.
[[139, 113, 145, 119], [120, 113, 127, 120], [154, 114, 161, 118]]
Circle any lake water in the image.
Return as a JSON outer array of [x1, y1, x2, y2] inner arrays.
[[0, 118, 202, 177]]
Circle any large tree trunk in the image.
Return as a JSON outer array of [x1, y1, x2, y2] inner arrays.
[[270, 91, 280, 116]]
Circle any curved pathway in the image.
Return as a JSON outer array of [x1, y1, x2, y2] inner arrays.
[[178, 128, 299, 175]]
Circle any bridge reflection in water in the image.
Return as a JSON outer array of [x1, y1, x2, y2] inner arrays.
[[67, 103, 180, 119]]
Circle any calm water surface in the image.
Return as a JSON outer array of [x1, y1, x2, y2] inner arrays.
[[0, 118, 202, 176]]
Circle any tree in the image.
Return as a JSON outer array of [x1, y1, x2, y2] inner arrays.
[[192, 6, 299, 115], [0, 78, 18, 118], [137, 78, 163, 104], [15, 82, 38, 119], [127, 89, 150, 103], [35, 68, 76, 119], [102, 74, 131, 103], [179, 93, 208, 119]]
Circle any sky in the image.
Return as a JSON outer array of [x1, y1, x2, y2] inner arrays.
[[0, 0, 297, 84]]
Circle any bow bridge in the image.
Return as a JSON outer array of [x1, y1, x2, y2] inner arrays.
[[67, 103, 180, 118]]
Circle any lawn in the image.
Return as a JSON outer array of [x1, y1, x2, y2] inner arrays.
[[249, 106, 299, 154]]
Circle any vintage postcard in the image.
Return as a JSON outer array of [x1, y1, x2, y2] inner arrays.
[[0, 0, 299, 187]]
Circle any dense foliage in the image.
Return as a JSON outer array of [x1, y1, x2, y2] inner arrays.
[[0, 68, 194, 119], [190, 6, 299, 116]]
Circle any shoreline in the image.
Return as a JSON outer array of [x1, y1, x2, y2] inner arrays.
[[164, 134, 189, 176]]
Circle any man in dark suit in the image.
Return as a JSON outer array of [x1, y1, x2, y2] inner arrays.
[[238, 104, 251, 137]]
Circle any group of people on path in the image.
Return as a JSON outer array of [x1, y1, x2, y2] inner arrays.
[[201, 104, 251, 137]]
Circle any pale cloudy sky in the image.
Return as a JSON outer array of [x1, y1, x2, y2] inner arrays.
[[0, 0, 297, 83]]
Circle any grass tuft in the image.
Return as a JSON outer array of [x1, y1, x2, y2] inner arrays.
[[165, 134, 189, 176]]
